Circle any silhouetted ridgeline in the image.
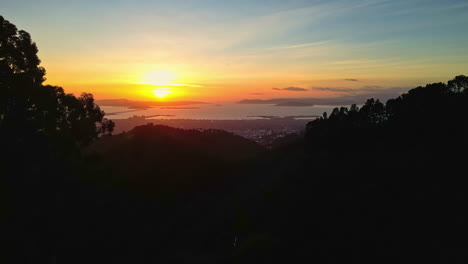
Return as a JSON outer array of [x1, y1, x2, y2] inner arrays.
[[85, 124, 264, 194], [3, 14, 468, 264], [57, 125, 265, 263], [305, 76, 468, 154]]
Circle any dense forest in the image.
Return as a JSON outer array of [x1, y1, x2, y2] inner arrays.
[[2, 15, 468, 263]]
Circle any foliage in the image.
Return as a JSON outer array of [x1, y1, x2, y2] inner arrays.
[[1, 15, 114, 264], [0, 15, 114, 151], [243, 75, 468, 263], [305, 76, 468, 151]]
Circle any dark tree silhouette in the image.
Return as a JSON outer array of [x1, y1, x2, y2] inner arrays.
[[448, 75, 468, 93], [0, 16, 114, 148], [2, 14, 468, 264], [225, 76, 468, 264], [1, 16, 113, 263], [305, 76, 468, 152]]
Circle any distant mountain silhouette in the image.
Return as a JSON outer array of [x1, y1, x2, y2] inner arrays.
[[86, 124, 264, 194]]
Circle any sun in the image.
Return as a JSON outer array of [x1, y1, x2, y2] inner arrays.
[[140, 69, 178, 98], [151, 88, 173, 98]]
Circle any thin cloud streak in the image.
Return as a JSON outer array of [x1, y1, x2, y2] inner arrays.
[[310, 86, 409, 94], [268, 41, 331, 50], [238, 86, 411, 107], [273, 87, 309, 92]]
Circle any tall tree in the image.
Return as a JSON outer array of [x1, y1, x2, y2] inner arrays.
[[1, 16, 114, 263], [0, 15, 114, 150]]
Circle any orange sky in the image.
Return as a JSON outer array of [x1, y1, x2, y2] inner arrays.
[[42, 56, 459, 102], [6, 1, 465, 103]]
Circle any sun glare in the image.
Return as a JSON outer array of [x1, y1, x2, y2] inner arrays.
[[151, 88, 173, 98], [139, 69, 179, 99], [142, 69, 177, 86]]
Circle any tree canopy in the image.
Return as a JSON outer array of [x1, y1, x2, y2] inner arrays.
[[305, 76, 468, 152], [1, 16, 115, 263], [0, 15, 114, 151]]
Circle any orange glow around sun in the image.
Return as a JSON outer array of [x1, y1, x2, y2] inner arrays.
[[142, 69, 177, 86], [151, 88, 173, 98], [140, 69, 179, 99]]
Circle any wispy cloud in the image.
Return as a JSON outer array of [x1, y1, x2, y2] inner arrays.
[[23, 0, 468, 99], [311, 87, 355, 92], [268, 41, 330, 50], [238, 85, 412, 107], [273, 87, 309, 92], [310, 86, 407, 94]]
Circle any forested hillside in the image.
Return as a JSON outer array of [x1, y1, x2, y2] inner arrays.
[[2, 14, 468, 264], [234, 75, 468, 263]]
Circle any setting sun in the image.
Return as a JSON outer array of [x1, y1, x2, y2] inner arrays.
[[151, 88, 173, 98], [141, 70, 179, 99]]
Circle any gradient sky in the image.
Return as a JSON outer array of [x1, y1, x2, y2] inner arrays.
[[2, 0, 468, 102]]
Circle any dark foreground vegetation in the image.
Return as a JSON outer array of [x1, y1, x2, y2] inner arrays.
[[2, 15, 468, 263]]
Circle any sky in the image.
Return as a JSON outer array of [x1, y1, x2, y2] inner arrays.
[[2, 0, 468, 102]]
